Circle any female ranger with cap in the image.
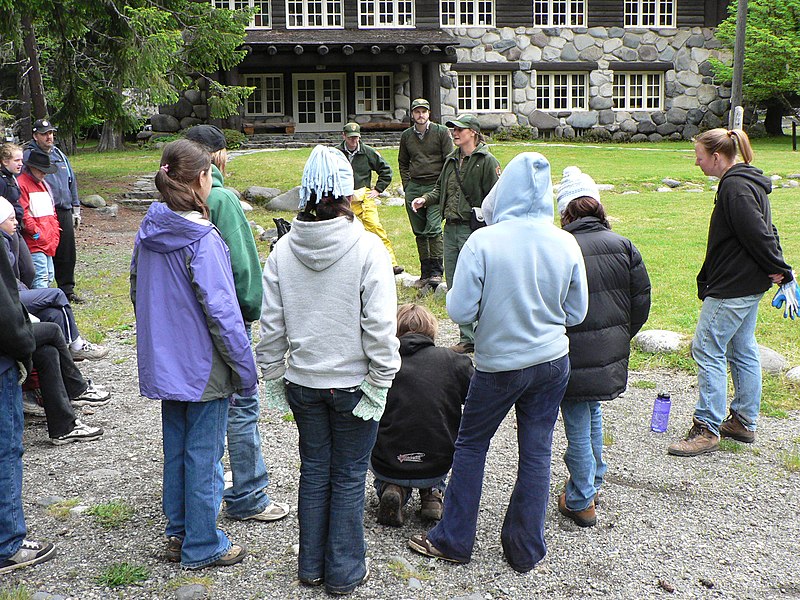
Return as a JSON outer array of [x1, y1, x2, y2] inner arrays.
[[411, 114, 500, 354]]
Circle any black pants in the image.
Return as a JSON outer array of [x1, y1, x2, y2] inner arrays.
[[31, 322, 86, 438], [10, 230, 35, 288], [20, 287, 80, 344], [54, 206, 76, 296]]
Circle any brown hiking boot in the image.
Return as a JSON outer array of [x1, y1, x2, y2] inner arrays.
[[719, 411, 755, 443], [377, 484, 406, 527], [558, 492, 596, 527], [667, 420, 719, 457], [449, 343, 474, 354], [419, 488, 444, 520]]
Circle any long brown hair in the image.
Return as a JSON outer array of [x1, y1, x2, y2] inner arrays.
[[297, 192, 354, 222], [694, 128, 754, 164], [560, 196, 610, 229], [154, 140, 211, 218]]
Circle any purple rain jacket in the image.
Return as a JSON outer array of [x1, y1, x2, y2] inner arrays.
[[130, 201, 257, 402]]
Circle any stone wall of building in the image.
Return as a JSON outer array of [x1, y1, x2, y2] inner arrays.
[[440, 25, 732, 140]]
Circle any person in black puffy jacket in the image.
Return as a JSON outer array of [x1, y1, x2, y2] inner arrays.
[[556, 166, 651, 527], [370, 304, 474, 527]]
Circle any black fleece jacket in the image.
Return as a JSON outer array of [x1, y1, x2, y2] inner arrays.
[[563, 217, 651, 402], [370, 333, 474, 481], [0, 241, 34, 376], [697, 163, 792, 300]]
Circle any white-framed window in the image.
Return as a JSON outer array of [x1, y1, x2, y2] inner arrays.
[[286, 0, 343, 28], [533, 0, 585, 27], [244, 75, 284, 116], [359, 0, 414, 27], [212, 0, 271, 28], [355, 73, 393, 113], [624, 0, 675, 28], [535, 72, 587, 110], [440, 0, 494, 27], [457, 72, 509, 112], [612, 72, 662, 110]]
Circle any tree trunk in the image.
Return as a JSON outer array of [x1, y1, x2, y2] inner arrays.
[[17, 46, 32, 142], [764, 100, 785, 136], [97, 121, 125, 152], [20, 13, 47, 120]]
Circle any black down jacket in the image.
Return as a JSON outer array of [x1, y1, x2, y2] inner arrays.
[[562, 217, 651, 402]]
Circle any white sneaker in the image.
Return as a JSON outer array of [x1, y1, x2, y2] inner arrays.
[[241, 501, 290, 522], [71, 380, 112, 407], [0, 539, 56, 574], [50, 420, 104, 445], [22, 391, 46, 417], [70, 342, 110, 362]]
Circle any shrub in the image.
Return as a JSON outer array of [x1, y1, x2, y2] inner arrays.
[[223, 128, 247, 149]]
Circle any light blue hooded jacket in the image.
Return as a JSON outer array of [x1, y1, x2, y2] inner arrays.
[[446, 152, 589, 373]]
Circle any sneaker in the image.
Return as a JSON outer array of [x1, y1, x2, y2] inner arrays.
[[408, 533, 465, 564], [667, 420, 719, 457], [719, 411, 756, 443], [22, 390, 46, 417], [0, 539, 56, 574], [185, 543, 248, 570], [558, 492, 596, 527], [419, 488, 443, 521], [377, 484, 405, 527], [50, 420, 104, 445], [449, 343, 474, 354], [393, 265, 405, 275], [71, 380, 112, 407], [165, 536, 182, 562], [70, 341, 110, 362], [241, 501, 290, 522]]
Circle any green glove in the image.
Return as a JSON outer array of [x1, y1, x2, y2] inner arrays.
[[263, 377, 290, 414], [352, 380, 389, 421]]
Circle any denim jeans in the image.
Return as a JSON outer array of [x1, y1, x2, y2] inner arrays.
[[287, 383, 378, 594], [30, 252, 54, 289], [561, 399, 607, 511], [0, 366, 27, 561], [443, 223, 476, 345], [427, 356, 570, 572], [692, 294, 763, 435], [161, 398, 231, 569]]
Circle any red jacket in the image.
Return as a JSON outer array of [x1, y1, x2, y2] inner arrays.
[[18, 171, 60, 256]]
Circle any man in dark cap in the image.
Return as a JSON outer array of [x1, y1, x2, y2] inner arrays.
[[23, 119, 82, 303], [398, 98, 453, 288]]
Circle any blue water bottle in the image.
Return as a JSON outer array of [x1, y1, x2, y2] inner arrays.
[[650, 392, 671, 433]]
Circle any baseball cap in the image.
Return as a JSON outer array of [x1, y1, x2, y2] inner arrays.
[[410, 98, 431, 111], [343, 122, 361, 137], [184, 125, 227, 152], [32, 119, 57, 134], [445, 114, 481, 132]]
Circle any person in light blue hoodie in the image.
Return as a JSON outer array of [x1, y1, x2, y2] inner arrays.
[[408, 152, 588, 573]]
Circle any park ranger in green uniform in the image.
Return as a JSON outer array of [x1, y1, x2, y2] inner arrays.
[[411, 114, 500, 354], [398, 98, 453, 288]]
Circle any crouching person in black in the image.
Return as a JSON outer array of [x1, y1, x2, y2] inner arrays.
[[370, 304, 474, 526]]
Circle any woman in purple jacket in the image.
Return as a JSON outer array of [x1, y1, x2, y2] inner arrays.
[[130, 140, 258, 570]]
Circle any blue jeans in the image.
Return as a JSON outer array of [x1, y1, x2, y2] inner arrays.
[[692, 294, 763, 435], [0, 367, 26, 561], [162, 399, 231, 569], [30, 252, 54, 289], [427, 356, 570, 572], [287, 383, 378, 595], [561, 399, 607, 511]]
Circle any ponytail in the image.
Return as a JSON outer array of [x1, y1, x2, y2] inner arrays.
[[694, 128, 754, 165], [154, 139, 212, 218]]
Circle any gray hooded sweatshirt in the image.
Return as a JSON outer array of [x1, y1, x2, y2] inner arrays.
[[256, 216, 400, 389]]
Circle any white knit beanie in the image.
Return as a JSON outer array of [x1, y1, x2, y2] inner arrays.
[[0, 196, 14, 224], [556, 166, 600, 215]]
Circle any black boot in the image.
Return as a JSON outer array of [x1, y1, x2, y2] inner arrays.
[[413, 259, 431, 289], [428, 258, 444, 289]]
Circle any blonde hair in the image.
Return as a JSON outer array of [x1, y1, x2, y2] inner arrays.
[[396, 303, 438, 339], [694, 128, 754, 164], [154, 139, 212, 218], [0, 143, 23, 163], [210, 148, 228, 174]]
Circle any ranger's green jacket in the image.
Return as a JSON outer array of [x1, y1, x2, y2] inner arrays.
[[336, 141, 393, 192]]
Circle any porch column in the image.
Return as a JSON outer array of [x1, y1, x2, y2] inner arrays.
[[424, 62, 443, 123], [410, 61, 423, 103]]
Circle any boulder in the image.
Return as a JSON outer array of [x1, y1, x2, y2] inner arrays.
[[527, 110, 560, 130], [150, 113, 180, 133], [633, 330, 684, 353], [240, 200, 253, 212], [244, 186, 281, 205], [662, 178, 681, 188], [759, 345, 787, 375], [225, 186, 242, 200], [184, 89, 203, 105], [566, 112, 598, 129], [172, 98, 194, 120], [785, 366, 800, 383], [267, 186, 302, 211], [180, 117, 202, 130], [81, 194, 106, 208]]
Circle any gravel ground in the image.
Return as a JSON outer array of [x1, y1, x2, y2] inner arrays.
[[5, 207, 800, 599], [6, 317, 800, 600]]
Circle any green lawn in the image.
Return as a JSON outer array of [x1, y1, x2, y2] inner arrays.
[[70, 137, 800, 410]]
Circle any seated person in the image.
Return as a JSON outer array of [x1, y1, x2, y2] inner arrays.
[[29, 321, 109, 445], [370, 304, 474, 526], [0, 198, 107, 361]]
